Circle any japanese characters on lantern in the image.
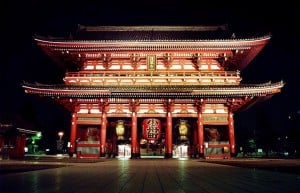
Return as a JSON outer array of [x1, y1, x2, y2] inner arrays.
[[142, 118, 161, 140]]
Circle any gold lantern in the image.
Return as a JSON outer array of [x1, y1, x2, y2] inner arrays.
[[116, 120, 125, 140], [178, 120, 188, 140]]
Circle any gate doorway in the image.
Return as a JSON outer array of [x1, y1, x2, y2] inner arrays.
[[139, 118, 165, 158], [140, 139, 165, 158]]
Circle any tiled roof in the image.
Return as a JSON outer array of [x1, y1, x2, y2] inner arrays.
[[35, 24, 270, 43], [59, 25, 266, 41], [72, 25, 235, 41]]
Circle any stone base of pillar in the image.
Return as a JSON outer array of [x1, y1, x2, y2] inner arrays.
[[198, 153, 204, 158], [130, 153, 140, 159], [100, 153, 106, 157], [76, 151, 81, 158], [164, 153, 172, 159]]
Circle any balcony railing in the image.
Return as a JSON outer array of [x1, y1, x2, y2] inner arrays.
[[64, 70, 241, 86], [65, 70, 239, 78]]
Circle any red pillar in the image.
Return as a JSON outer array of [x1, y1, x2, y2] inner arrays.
[[130, 99, 139, 159], [131, 111, 139, 158], [165, 111, 173, 158], [70, 113, 77, 155], [14, 134, 26, 158], [19, 135, 26, 157], [100, 112, 107, 157], [197, 111, 204, 157], [228, 111, 236, 156]]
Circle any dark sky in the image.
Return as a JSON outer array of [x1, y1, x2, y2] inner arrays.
[[1, 1, 299, 142]]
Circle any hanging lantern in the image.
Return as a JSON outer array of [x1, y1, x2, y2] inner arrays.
[[116, 120, 125, 140], [178, 119, 188, 140], [142, 118, 161, 140]]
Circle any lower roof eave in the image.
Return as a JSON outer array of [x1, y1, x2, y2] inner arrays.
[[30, 92, 276, 100]]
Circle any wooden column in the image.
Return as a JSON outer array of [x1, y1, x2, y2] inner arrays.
[[70, 113, 77, 155], [228, 110, 236, 156], [130, 99, 140, 158], [100, 99, 108, 157], [196, 99, 204, 158], [100, 111, 107, 157], [15, 134, 26, 158], [197, 111, 204, 157], [165, 112, 173, 158], [131, 111, 138, 158], [164, 99, 173, 158]]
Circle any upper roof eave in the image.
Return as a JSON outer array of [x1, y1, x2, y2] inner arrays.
[[33, 34, 271, 44], [33, 24, 271, 45]]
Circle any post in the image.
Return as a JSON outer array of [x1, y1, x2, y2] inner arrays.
[[130, 99, 139, 159], [196, 99, 204, 158], [228, 110, 236, 156], [100, 112, 107, 157], [69, 113, 77, 156], [197, 111, 204, 158], [165, 112, 173, 158], [131, 111, 139, 158]]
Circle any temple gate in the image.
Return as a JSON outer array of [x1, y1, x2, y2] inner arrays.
[[23, 25, 284, 158]]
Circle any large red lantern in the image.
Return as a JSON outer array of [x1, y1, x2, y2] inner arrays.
[[142, 118, 161, 140]]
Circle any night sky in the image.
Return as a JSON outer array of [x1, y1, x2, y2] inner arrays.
[[1, 1, 299, 144]]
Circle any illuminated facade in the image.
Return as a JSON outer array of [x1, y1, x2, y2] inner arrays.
[[23, 25, 284, 158]]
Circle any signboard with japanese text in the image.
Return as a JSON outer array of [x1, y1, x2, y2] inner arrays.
[[147, 55, 156, 70]]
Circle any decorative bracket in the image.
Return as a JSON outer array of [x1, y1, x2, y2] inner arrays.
[[99, 98, 109, 113], [163, 53, 173, 69], [129, 99, 140, 113], [130, 53, 140, 70], [102, 53, 112, 69], [192, 53, 201, 70], [163, 99, 174, 112], [194, 99, 205, 112]]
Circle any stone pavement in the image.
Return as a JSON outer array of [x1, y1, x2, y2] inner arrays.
[[201, 158, 300, 175], [0, 158, 300, 193]]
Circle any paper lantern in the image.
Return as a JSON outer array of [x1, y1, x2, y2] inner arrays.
[[142, 118, 161, 140], [116, 120, 125, 140]]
